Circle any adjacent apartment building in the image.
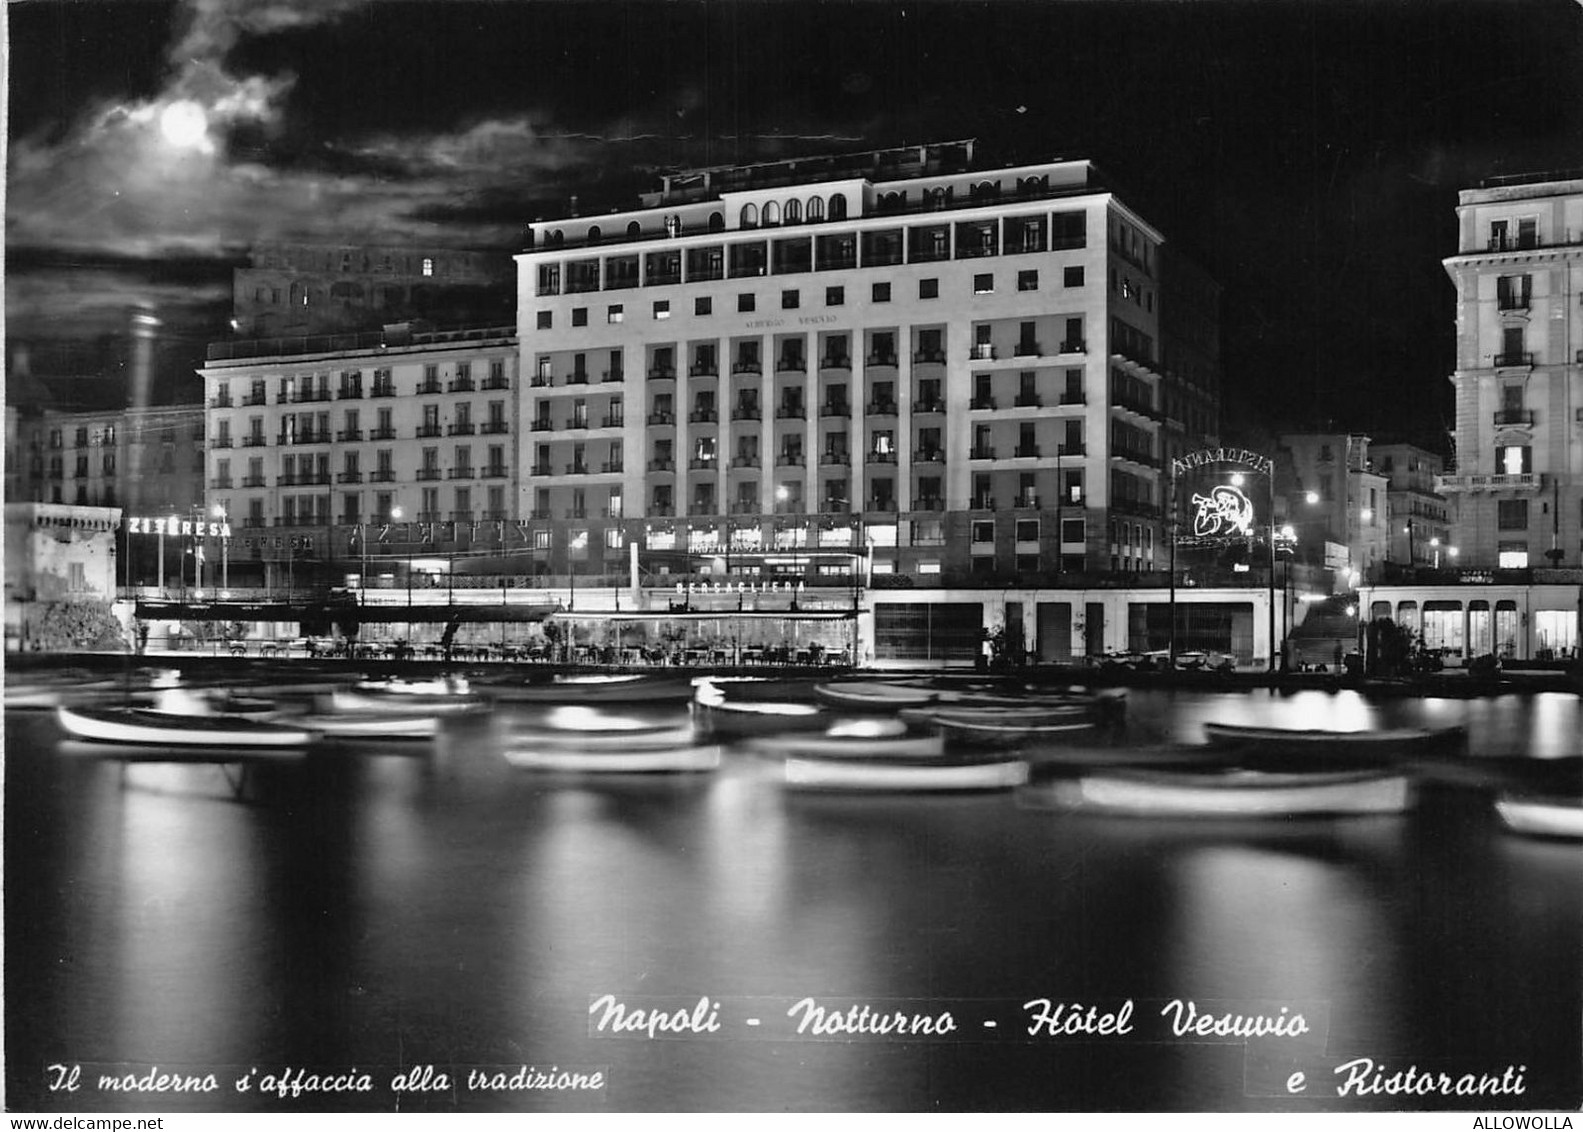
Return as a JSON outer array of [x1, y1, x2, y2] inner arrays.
[[1440, 172, 1583, 568], [515, 140, 1219, 585]]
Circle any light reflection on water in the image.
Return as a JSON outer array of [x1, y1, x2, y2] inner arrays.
[[5, 682, 1580, 1112]]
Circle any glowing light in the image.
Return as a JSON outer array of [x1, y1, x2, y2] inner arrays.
[[1305, 491, 1319, 505], [1230, 472, 1245, 487], [1361, 508, 1373, 521], [1344, 604, 1357, 617], [158, 100, 211, 150]]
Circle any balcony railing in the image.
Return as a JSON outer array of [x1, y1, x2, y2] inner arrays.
[[448, 377, 476, 393], [370, 427, 397, 441], [648, 366, 676, 380], [564, 418, 589, 431], [1059, 340, 1087, 355], [416, 381, 443, 395], [483, 464, 509, 478], [1494, 409, 1535, 426], [865, 353, 898, 368], [1059, 392, 1087, 406], [687, 457, 717, 470], [913, 496, 944, 512], [370, 470, 396, 482], [730, 455, 761, 469], [416, 425, 443, 438], [566, 371, 590, 386], [689, 363, 719, 377], [210, 477, 233, 489], [689, 409, 719, 424], [912, 349, 946, 365], [416, 468, 443, 481], [775, 356, 806, 373], [1014, 395, 1043, 408], [1015, 445, 1041, 458], [819, 355, 851, 370], [371, 383, 397, 398], [1013, 341, 1042, 357], [914, 399, 945, 415], [731, 360, 762, 375], [866, 401, 898, 416], [599, 461, 625, 474], [208, 396, 233, 409], [866, 451, 897, 464], [1058, 443, 1086, 457], [819, 451, 850, 466], [731, 405, 762, 421], [531, 419, 554, 432], [1494, 351, 1534, 368], [481, 421, 510, 434], [242, 475, 267, 487], [600, 414, 625, 429], [969, 446, 997, 460], [241, 393, 267, 406], [775, 404, 806, 420], [775, 452, 806, 467], [333, 429, 361, 442], [1435, 472, 1541, 493], [530, 463, 553, 476], [914, 448, 944, 463], [647, 412, 675, 426], [970, 397, 997, 411], [337, 471, 364, 484], [969, 344, 996, 361], [564, 464, 589, 476], [602, 369, 624, 384], [819, 402, 851, 419], [482, 375, 511, 390], [647, 458, 676, 472], [211, 437, 233, 449], [448, 467, 476, 480]]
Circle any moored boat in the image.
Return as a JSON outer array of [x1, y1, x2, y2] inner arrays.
[[1494, 794, 1583, 840], [330, 686, 485, 714], [1201, 722, 1466, 762], [56, 705, 314, 749], [783, 755, 1029, 792], [900, 703, 1101, 746], [744, 730, 948, 761], [693, 678, 829, 738], [479, 673, 697, 705], [502, 743, 723, 774], [289, 712, 442, 740], [812, 680, 943, 711], [1042, 767, 1413, 818]]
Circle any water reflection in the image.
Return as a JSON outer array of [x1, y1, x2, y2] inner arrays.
[[6, 679, 1580, 1112]]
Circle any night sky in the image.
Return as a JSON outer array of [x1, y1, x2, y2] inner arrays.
[[8, 0, 1583, 445]]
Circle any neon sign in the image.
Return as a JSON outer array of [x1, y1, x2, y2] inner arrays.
[[1189, 485, 1255, 538], [124, 516, 232, 538]]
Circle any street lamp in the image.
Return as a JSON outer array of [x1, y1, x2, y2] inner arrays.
[[1430, 536, 1441, 569]]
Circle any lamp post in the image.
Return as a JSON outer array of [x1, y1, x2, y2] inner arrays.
[[212, 503, 229, 598]]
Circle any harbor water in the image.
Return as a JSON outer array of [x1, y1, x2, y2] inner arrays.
[[6, 678, 1580, 1113]]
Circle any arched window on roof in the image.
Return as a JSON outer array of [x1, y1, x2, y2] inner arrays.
[[807, 196, 825, 222], [762, 200, 780, 226], [587, 224, 602, 244], [784, 198, 801, 224], [740, 203, 758, 228], [627, 220, 642, 238], [829, 194, 847, 220], [708, 211, 725, 232]]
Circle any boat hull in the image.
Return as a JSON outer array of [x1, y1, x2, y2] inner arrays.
[[783, 756, 1029, 792], [1201, 723, 1466, 762], [1048, 768, 1413, 818], [745, 733, 948, 760], [1495, 795, 1583, 840], [502, 744, 722, 773], [56, 706, 313, 749]]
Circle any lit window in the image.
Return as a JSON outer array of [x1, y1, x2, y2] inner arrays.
[[973, 274, 994, 294], [608, 305, 624, 324], [653, 300, 671, 320], [422, 257, 434, 277]]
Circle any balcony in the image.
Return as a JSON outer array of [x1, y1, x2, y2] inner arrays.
[[821, 501, 851, 515], [1015, 494, 1040, 510], [564, 418, 589, 431], [775, 452, 806, 467], [970, 397, 997, 411], [482, 375, 511, 391], [599, 461, 625, 474], [866, 450, 897, 465], [819, 451, 850, 466], [481, 421, 510, 435], [1014, 395, 1043, 408], [1059, 392, 1087, 406], [448, 377, 476, 393], [416, 424, 443, 438], [337, 471, 364, 484], [370, 427, 397, 441], [448, 467, 476, 480], [531, 418, 554, 432], [530, 374, 553, 389], [687, 457, 717, 471], [602, 369, 624, 384], [292, 389, 332, 403], [241, 475, 267, 488], [209, 477, 233, 489], [731, 405, 762, 421], [483, 464, 509, 478], [1495, 351, 1533, 368], [1015, 445, 1041, 458], [1058, 443, 1086, 457], [649, 505, 675, 517], [819, 402, 851, 419], [211, 437, 233, 449], [648, 365, 676, 381], [565, 508, 588, 520], [1112, 447, 1159, 468], [866, 498, 898, 512], [208, 395, 233, 409], [865, 401, 898, 417], [1058, 340, 1087, 355], [530, 463, 553, 476], [600, 414, 625, 429], [1013, 341, 1042, 357], [416, 468, 443, 481], [730, 454, 762, 469], [647, 458, 676, 472], [969, 344, 996, 361], [775, 356, 806, 373], [241, 392, 267, 407], [730, 501, 761, 515], [450, 511, 475, 524], [331, 429, 360, 443], [775, 404, 806, 420], [646, 412, 676, 426], [731, 360, 762, 375], [370, 470, 396, 483], [972, 497, 996, 511], [242, 436, 268, 448], [914, 399, 945, 415], [912, 349, 946, 365], [913, 448, 944, 463], [865, 353, 899, 368], [819, 355, 851, 371], [529, 509, 554, 520], [1435, 472, 1541, 493], [371, 383, 397, 398], [1493, 409, 1535, 426], [970, 446, 998, 460], [912, 496, 944, 512], [688, 409, 720, 424], [567, 370, 591, 386], [416, 381, 443, 395], [564, 463, 589, 476], [689, 363, 719, 377]]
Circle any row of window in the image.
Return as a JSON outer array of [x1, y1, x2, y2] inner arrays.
[[210, 362, 509, 406], [536, 268, 1085, 329]]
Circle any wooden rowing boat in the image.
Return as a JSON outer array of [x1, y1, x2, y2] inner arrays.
[[1494, 794, 1583, 840], [1201, 722, 1466, 761], [812, 680, 943, 711], [744, 731, 948, 761], [479, 673, 698, 705], [502, 742, 722, 773], [783, 756, 1029, 792], [56, 705, 314, 749], [289, 712, 442, 739], [1045, 767, 1413, 818]]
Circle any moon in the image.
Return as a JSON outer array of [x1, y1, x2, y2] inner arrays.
[[158, 100, 210, 150]]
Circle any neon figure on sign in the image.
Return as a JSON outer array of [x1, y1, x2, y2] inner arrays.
[[1189, 485, 1255, 538]]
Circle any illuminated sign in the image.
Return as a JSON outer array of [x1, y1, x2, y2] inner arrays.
[[125, 516, 232, 538], [677, 580, 805, 596], [1171, 447, 1274, 478], [1189, 485, 1255, 538]]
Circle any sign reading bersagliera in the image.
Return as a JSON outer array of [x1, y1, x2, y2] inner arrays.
[[124, 516, 232, 538]]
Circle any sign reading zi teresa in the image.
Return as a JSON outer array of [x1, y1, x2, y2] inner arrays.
[[1172, 447, 1273, 545], [124, 515, 232, 539]]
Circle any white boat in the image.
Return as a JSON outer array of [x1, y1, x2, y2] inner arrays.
[[783, 756, 1030, 792], [502, 743, 722, 773], [1494, 795, 1583, 840], [1201, 722, 1466, 761], [902, 704, 1100, 746], [481, 673, 697, 705], [290, 712, 442, 740], [511, 712, 700, 752], [56, 705, 314, 749], [813, 680, 943, 711], [1045, 767, 1413, 818], [693, 678, 827, 738], [330, 687, 485, 714]]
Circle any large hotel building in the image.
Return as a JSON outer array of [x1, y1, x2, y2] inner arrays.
[[515, 140, 1218, 582]]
